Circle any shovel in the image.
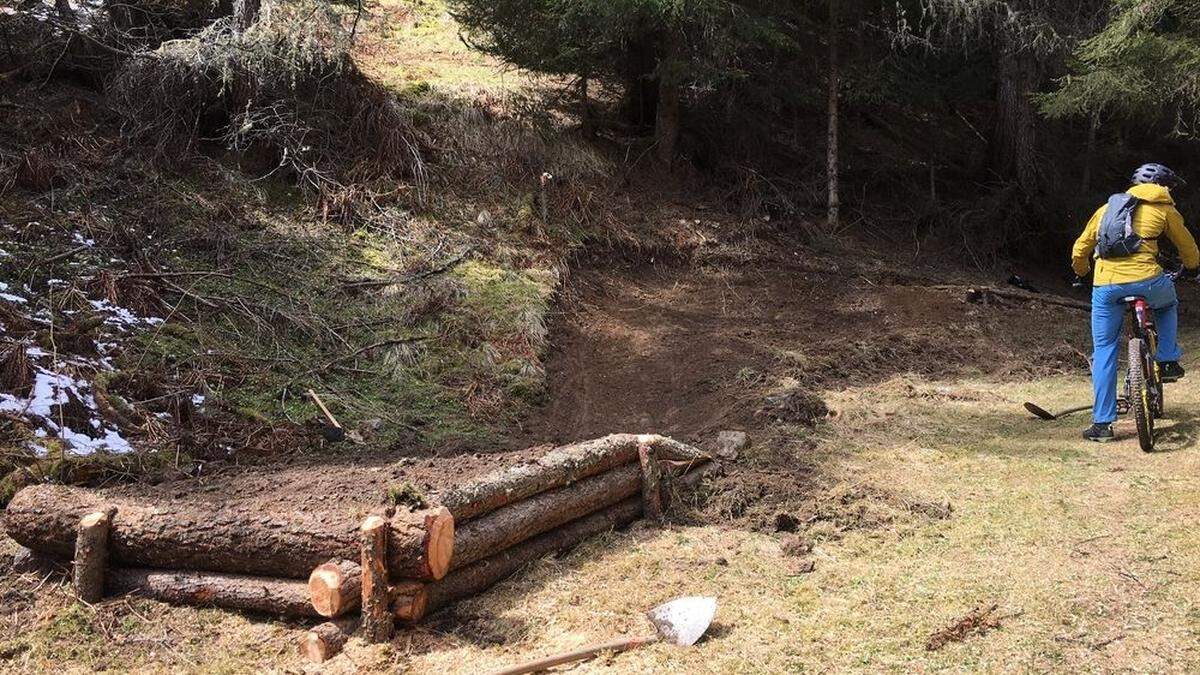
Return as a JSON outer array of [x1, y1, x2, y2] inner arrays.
[[1023, 401, 1092, 421], [489, 596, 717, 675]]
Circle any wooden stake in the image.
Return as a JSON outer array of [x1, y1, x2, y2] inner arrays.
[[638, 442, 664, 523], [73, 510, 112, 603], [299, 617, 360, 664], [360, 515, 392, 643]]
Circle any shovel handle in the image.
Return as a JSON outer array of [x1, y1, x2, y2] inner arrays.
[[489, 635, 658, 675]]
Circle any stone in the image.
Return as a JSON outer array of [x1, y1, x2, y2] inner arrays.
[[714, 430, 749, 460]]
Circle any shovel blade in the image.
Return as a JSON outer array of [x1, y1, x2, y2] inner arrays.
[[646, 596, 717, 647], [1023, 402, 1056, 420]]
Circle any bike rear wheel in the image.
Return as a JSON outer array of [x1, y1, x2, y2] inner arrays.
[[1129, 338, 1155, 452]]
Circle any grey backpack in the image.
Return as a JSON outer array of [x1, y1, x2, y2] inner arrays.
[[1096, 193, 1143, 259]]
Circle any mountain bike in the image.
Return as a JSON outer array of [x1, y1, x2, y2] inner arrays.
[[1122, 291, 1164, 452]]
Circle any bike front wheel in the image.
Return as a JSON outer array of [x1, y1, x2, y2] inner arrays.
[[1129, 337, 1155, 452]]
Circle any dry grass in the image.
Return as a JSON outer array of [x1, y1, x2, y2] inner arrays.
[[8, 362, 1200, 672]]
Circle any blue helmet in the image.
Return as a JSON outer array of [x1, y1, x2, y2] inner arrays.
[[1132, 163, 1185, 189]]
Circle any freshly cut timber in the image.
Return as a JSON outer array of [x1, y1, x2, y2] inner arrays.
[[427, 497, 643, 615], [106, 567, 319, 617], [73, 510, 113, 603], [5, 485, 454, 580], [299, 617, 360, 664], [391, 580, 428, 621], [309, 560, 427, 620], [452, 464, 642, 569], [438, 434, 708, 521], [360, 515, 392, 643], [309, 559, 361, 618]]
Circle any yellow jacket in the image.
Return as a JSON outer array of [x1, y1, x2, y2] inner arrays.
[[1072, 183, 1200, 285]]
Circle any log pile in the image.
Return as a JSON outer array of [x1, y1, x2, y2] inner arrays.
[[4, 433, 714, 664]]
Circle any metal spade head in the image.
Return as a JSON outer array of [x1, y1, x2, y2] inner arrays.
[[646, 596, 717, 647], [1023, 401, 1056, 420]]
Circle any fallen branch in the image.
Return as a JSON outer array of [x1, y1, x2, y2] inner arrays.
[[931, 285, 1090, 311]]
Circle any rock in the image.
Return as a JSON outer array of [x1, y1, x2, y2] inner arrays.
[[787, 558, 816, 576], [715, 430, 749, 460], [780, 534, 813, 557], [476, 210, 493, 226]]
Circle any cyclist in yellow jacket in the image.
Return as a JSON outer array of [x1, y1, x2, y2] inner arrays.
[[1071, 163, 1200, 442]]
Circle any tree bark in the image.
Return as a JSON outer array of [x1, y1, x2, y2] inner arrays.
[[655, 33, 682, 165], [299, 617, 360, 664], [427, 498, 643, 615], [452, 464, 643, 570], [106, 567, 319, 617], [826, 0, 840, 229], [360, 516, 392, 643], [73, 510, 112, 603], [6, 485, 453, 581], [437, 434, 705, 522], [309, 559, 360, 618], [638, 442, 664, 523], [992, 35, 1041, 197]]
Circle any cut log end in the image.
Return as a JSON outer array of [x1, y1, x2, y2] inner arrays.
[[309, 560, 360, 618], [426, 507, 454, 581], [299, 617, 359, 664], [392, 581, 429, 622]]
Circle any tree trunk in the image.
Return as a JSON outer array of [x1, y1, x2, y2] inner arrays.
[[1081, 112, 1100, 194], [106, 567, 319, 617], [826, 0, 840, 229], [992, 35, 1041, 196], [360, 516, 393, 643], [73, 510, 112, 603], [655, 33, 682, 165], [437, 434, 669, 521], [6, 485, 453, 581], [299, 617, 360, 664], [452, 464, 643, 570], [426, 498, 643, 615]]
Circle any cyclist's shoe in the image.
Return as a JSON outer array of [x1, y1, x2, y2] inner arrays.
[[1160, 361, 1186, 382], [1083, 423, 1115, 443]]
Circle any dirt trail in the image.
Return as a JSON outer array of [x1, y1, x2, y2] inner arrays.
[[523, 257, 1090, 446]]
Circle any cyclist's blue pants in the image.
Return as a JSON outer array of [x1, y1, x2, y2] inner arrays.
[[1091, 274, 1181, 424]]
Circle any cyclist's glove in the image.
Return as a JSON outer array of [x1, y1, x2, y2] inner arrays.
[[1071, 275, 1087, 288]]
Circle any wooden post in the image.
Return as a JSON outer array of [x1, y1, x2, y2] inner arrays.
[[638, 442, 664, 523], [360, 516, 392, 643], [73, 510, 112, 603]]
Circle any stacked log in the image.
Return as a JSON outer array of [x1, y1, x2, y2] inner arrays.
[[5, 487, 454, 581], [4, 433, 714, 666]]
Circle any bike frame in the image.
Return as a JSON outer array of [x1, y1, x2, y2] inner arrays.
[[1123, 296, 1164, 418]]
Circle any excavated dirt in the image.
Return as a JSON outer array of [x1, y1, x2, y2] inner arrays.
[[522, 257, 1090, 446], [90, 253, 1094, 517]]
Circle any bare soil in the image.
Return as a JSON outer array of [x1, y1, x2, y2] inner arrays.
[[523, 256, 1089, 446]]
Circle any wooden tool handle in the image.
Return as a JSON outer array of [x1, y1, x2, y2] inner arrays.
[[489, 635, 658, 675], [306, 389, 342, 429]]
